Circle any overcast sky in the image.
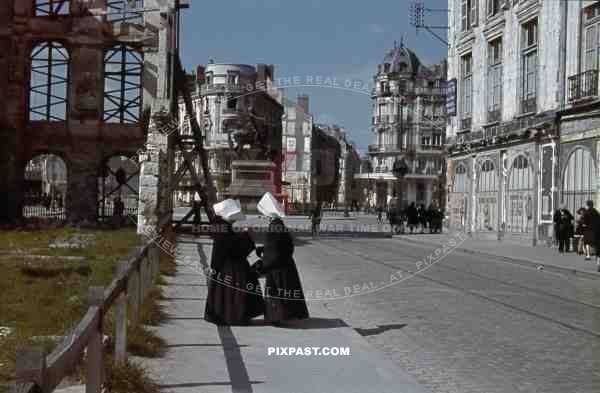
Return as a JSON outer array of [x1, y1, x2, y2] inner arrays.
[[180, 0, 448, 156]]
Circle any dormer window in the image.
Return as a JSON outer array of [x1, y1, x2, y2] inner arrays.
[[384, 63, 391, 73], [399, 62, 408, 73]]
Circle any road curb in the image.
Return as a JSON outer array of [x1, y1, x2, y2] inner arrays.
[[396, 235, 600, 281]]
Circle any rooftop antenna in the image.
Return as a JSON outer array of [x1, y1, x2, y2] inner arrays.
[[409, 1, 449, 47]]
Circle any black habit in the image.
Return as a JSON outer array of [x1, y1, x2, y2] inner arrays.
[[204, 217, 264, 325], [260, 218, 309, 323]]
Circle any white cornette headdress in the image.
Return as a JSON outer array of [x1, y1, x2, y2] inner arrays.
[[212, 199, 245, 222], [257, 192, 285, 218]]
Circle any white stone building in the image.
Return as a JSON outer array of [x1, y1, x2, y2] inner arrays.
[[559, 1, 600, 223], [355, 44, 447, 210], [446, 0, 564, 244]]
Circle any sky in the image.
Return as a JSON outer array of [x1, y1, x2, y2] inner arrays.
[[180, 0, 448, 156]]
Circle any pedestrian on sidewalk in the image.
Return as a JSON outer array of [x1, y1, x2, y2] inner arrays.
[[556, 206, 574, 253], [204, 200, 264, 326], [257, 193, 309, 326], [406, 202, 418, 234], [552, 208, 561, 248], [310, 205, 322, 238], [575, 208, 586, 255], [418, 204, 428, 234], [581, 200, 600, 270]]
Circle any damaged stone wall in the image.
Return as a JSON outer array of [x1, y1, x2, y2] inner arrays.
[[0, 0, 175, 224]]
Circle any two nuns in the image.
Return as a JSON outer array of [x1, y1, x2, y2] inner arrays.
[[204, 195, 309, 326]]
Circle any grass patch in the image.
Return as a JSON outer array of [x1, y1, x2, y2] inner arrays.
[[139, 288, 168, 326], [126, 324, 165, 358], [0, 226, 140, 386], [0, 225, 176, 391], [103, 357, 160, 393]]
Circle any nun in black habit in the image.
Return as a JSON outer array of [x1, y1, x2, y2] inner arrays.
[[255, 193, 309, 324], [204, 201, 264, 326]]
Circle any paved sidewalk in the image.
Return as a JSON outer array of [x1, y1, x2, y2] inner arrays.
[[396, 232, 600, 279], [140, 235, 429, 393]]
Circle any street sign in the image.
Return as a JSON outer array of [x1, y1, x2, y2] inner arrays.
[[446, 78, 457, 117]]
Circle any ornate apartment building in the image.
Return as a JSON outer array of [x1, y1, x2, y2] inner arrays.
[[175, 62, 283, 208], [355, 44, 447, 210], [446, 0, 600, 245]]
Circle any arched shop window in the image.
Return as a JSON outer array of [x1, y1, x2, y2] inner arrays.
[[507, 155, 533, 233], [478, 160, 497, 192], [453, 164, 468, 193], [562, 147, 596, 214], [509, 155, 531, 191]]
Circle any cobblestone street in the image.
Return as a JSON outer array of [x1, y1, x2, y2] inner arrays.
[[292, 236, 600, 393]]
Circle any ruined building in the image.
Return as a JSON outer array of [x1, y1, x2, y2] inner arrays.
[[0, 0, 182, 224]]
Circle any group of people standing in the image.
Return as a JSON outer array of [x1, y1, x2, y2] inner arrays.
[[31, 192, 63, 210], [204, 194, 309, 326], [382, 201, 444, 234], [553, 200, 600, 270]]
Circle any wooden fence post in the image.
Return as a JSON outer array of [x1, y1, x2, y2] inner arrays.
[[114, 262, 128, 363], [151, 244, 159, 283], [139, 252, 147, 301], [154, 243, 161, 282], [128, 268, 140, 323], [86, 287, 104, 393], [15, 347, 46, 392]]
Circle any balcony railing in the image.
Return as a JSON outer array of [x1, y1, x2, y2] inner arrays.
[[568, 70, 598, 102], [418, 144, 444, 151], [414, 86, 447, 96], [200, 83, 247, 95], [222, 108, 245, 115], [450, 112, 555, 147], [367, 144, 406, 153]]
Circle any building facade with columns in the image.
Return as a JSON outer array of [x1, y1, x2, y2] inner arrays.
[[446, 0, 563, 244], [355, 44, 447, 211], [559, 0, 600, 221]]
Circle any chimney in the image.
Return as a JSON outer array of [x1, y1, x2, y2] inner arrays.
[[256, 64, 275, 85], [196, 65, 205, 84], [297, 95, 309, 113]]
